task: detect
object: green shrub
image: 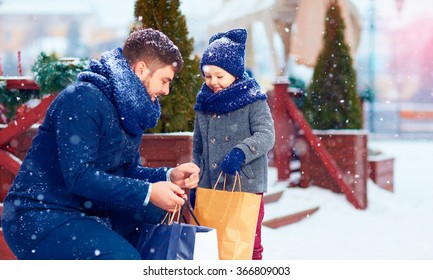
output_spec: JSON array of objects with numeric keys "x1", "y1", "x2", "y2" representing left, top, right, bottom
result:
[{"x1": 302, "y1": 0, "x2": 363, "y2": 130}]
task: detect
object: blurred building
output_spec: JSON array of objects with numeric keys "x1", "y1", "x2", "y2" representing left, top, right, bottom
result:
[
  {"x1": 0, "y1": 1, "x2": 125, "y2": 76},
  {"x1": 205, "y1": 0, "x2": 361, "y2": 89}
]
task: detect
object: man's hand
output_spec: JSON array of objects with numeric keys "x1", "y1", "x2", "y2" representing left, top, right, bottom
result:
[
  {"x1": 149, "y1": 181, "x2": 186, "y2": 212},
  {"x1": 170, "y1": 162, "x2": 200, "y2": 189}
]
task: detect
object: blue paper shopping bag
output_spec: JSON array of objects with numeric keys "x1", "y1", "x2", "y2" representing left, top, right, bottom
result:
[
  {"x1": 137, "y1": 221, "x2": 195, "y2": 260},
  {"x1": 137, "y1": 200, "x2": 218, "y2": 260}
]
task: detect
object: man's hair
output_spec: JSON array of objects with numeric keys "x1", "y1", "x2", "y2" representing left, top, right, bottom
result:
[{"x1": 123, "y1": 28, "x2": 184, "y2": 73}]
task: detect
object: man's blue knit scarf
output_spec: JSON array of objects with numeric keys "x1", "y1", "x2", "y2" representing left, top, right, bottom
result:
[
  {"x1": 77, "y1": 48, "x2": 160, "y2": 136},
  {"x1": 194, "y1": 73, "x2": 267, "y2": 114}
]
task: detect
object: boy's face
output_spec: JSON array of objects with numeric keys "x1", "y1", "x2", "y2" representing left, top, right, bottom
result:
[
  {"x1": 202, "y1": 65, "x2": 236, "y2": 93},
  {"x1": 135, "y1": 62, "x2": 175, "y2": 102}
]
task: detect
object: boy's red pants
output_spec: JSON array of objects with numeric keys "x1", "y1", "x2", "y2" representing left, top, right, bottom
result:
[{"x1": 253, "y1": 194, "x2": 265, "y2": 260}]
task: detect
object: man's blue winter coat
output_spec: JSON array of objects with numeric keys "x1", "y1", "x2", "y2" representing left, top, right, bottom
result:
[{"x1": 1, "y1": 49, "x2": 166, "y2": 259}]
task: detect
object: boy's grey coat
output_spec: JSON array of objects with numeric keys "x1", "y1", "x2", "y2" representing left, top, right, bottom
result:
[{"x1": 193, "y1": 99, "x2": 275, "y2": 193}]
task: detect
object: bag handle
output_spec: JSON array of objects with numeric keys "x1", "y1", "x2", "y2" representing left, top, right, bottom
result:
[
  {"x1": 160, "y1": 199, "x2": 201, "y2": 226},
  {"x1": 233, "y1": 171, "x2": 242, "y2": 192},
  {"x1": 160, "y1": 204, "x2": 182, "y2": 225},
  {"x1": 212, "y1": 171, "x2": 224, "y2": 190},
  {"x1": 212, "y1": 171, "x2": 242, "y2": 192},
  {"x1": 180, "y1": 198, "x2": 201, "y2": 226}
]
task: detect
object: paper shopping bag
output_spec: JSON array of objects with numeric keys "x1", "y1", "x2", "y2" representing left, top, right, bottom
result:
[
  {"x1": 137, "y1": 200, "x2": 218, "y2": 260},
  {"x1": 137, "y1": 220, "x2": 193, "y2": 260},
  {"x1": 193, "y1": 172, "x2": 261, "y2": 260},
  {"x1": 192, "y1": 224, "x2": 219, "y2": 260},
  {"x1": 183, "y1": 198, "x2": 219, "y2": 260}
]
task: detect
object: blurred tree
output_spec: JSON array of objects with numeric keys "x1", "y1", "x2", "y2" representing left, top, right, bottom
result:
[
  {"x1": 0, "y1": 52, "x2": 88, "y2": 119},
  {"x1": 134, "y1": 0, "x2": 202, "y2": 133},
  {"x1": 0, "y1": 81, "x2": 39, "y2": 119},
  {"x1": 302, "y1": 0, "x2": 362, "y2": 130},
  {"x1": 32, "y1": 52, "x2": 89, "y2": 94}
]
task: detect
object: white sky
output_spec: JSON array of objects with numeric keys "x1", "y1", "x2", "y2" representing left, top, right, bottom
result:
[{"x1": 3, "y1": 0, "x2": 433, "y2": 28}]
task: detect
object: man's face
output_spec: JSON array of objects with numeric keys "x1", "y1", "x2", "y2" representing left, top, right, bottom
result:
[{"x1": 136, "y1": 63, "x2": 175, "y2": 102}]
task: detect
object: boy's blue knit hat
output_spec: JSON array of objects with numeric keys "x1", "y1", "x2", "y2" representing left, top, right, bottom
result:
[{"x1": 200, "y1": 28, "x2": 247, "y2": 79}]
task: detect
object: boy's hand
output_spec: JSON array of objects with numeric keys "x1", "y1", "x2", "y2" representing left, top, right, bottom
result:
[{"x1": 221, "y1": 148, "x2": 245, "y2": 175}]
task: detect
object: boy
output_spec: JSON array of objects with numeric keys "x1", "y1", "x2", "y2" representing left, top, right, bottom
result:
[{"x1": 192, "y1": 28, "x2": 275, "y2": 260}]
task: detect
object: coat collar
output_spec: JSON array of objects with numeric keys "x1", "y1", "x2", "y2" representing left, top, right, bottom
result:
[
  {"x1": 194, "y1": 73, "x2": 266, "y2": 114},
  {"x1": 78, "y1": 48, "x2": 160, "y2": 136}
]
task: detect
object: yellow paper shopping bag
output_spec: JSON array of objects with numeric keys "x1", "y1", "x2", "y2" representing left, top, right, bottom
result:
[{"x1": 193, "y1": 172, "x2": 261, "y2": 260}]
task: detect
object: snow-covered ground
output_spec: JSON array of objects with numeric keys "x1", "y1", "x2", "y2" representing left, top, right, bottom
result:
[{"x1": 262, "y1": 137, "x2": 433, "y2": 260}]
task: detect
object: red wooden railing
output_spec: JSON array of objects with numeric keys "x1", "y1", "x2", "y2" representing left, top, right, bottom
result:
[
  {"x1": 0, "y1": 79, "x2": 56, "y2": 177},
  {"x1": 271, "y1": 79, "x2": 364, "y2": 209}
]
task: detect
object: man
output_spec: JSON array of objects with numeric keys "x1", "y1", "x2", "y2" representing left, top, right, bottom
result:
[{"x1": 1, "y1": 28, "x2": 200, "y2": 260}]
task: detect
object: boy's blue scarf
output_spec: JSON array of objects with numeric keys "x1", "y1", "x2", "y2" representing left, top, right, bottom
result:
[
  {"x1": 194, "y1": 73, "x2": 267, "y2": 114},
  {"x1": 77, "y1": 48, "x2": 160, "y2": 136}
]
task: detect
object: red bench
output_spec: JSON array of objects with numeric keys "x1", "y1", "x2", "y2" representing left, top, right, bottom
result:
[{"x1": 368, "y1": 156, "x2": 394, "y2": 192}]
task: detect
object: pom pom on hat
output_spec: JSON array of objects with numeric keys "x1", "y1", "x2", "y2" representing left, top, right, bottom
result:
[{"x1": 200, "y1": 28, "x2": 247, "y2": 79}]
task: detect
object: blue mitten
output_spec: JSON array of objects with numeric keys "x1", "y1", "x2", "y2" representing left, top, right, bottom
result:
[{"x1": 221, "y1": 148, "x2": 245, "y2": 175}]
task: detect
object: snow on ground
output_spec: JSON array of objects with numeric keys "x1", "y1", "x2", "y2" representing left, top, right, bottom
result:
[{"x1": 262, "y1": 138, "x2": 433, "y2": 260}]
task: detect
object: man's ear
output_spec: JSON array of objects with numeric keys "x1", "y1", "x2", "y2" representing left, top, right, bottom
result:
[{"x1": 133, "y1": 61, "x2": 150, "y2": 80}]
